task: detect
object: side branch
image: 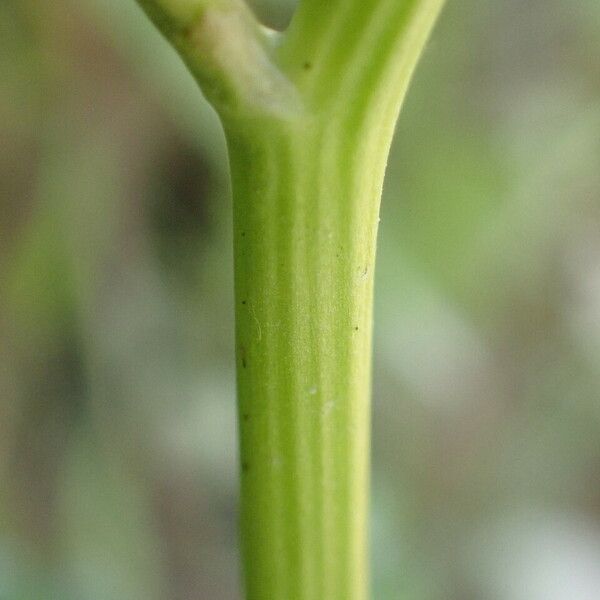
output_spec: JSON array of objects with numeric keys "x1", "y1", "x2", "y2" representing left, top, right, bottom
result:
[
  {"x1": 136, "y1": 0, "x2": 302, "y2": 118},
  {"x1": 281, "y1": 0, "x2": 446, "y2": 114}
]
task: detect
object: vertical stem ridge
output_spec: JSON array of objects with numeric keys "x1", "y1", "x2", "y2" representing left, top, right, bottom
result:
[{"x1": 290, "y1": 131, "x2": 319, "y2": 600}]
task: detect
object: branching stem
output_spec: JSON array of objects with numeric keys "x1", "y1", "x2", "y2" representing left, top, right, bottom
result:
[
  {"x1": 133, "y1": 1, "x2": 445, "y2": 598},
  {"x1": 136, "y1": 0, "x2": 299, "y2": 116}
]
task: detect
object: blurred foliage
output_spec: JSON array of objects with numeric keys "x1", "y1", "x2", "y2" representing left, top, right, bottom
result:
[{"x1": 1, "y1": 0, "x2": 600, "y2": 598}]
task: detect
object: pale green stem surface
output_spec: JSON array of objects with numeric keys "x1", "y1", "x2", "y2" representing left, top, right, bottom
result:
[{"x1": 133, "y1": 0, "x2": 445, "y2": 598}]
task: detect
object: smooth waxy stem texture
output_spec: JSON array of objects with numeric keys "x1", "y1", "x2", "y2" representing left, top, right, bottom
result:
[{"x1": 134, "y1": 1, "x2": 445, "y2": 598}]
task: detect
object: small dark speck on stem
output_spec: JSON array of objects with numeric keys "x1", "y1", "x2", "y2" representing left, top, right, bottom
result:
[
  {"x1": 243, "y1": 413, "x2": 250, "y2": 422},
  {"x1": 242, "y1": 462, "x2": 250, "y2": 473},
  {"x1": 303, "y1": 61, "x2": 312, "y2": 70},
  {"x1": 242, "y1": 300, "x2": 246, "y2": 305},
  {"x1": 242, "y1": 357, "x2": 247, "y2": 368},
  {"x1": 354, "y1": 326, "x2": 359, "y2": 331}
]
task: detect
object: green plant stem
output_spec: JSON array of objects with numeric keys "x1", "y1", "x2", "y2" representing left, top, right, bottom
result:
[
  {"x1": 228, "y1": 116, "x2": 380, "y2": 600},
  {"x1": 133, "y1": 0, "x2": 445, "y2": 598}
]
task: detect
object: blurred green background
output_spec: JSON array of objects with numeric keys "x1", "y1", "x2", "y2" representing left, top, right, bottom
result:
[{"x1": 2, "y1": 0, "x2": 600, "y2": 598}]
